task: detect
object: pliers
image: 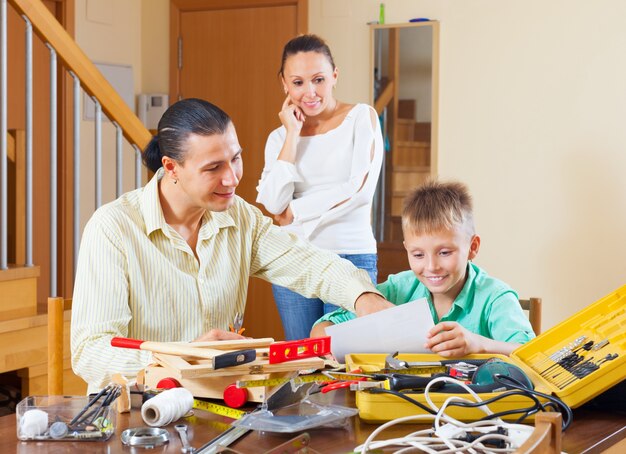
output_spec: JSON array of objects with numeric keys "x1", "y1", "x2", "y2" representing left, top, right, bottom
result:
[
  {"x1": 229, "y1": 312, "x2": 245, "y2": 335},
  {"x1": 317, "y1": 370, "x2": 367, "y2": 394}
]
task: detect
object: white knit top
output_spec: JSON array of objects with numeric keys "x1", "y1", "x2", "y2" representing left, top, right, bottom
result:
[{"x1": 256, "y1": 103, "x2": 384, "y2": 254}]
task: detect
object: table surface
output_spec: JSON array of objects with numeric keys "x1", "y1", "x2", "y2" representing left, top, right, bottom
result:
[{"x1": 3, "y1": 393, "x2": 625, "y2": 454}]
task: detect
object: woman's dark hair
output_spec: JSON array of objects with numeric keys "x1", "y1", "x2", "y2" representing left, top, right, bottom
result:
[
  {"x1": 142, "y1": 98, "x2": 231, "y2": 172},
  {"x1": 279, "y1": 34, "x2": 336, "y2": 77}
]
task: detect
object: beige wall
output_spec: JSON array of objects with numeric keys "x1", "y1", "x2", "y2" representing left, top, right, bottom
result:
[
  {"x1": 74, "y1": 0, "x2": 169, "y2": 229},
  {"x1": 311, "y1": 0, "x2": 626, "y2": 330},
  {"x1": 141, "y1": 0, "x2": 169, "y2": 94},
  {"x1": 75, "y1": 0, "x2": 626, "y2": 331},
  {"x1": 74, "y1": 0, "x2": 143, "y2": 227}
]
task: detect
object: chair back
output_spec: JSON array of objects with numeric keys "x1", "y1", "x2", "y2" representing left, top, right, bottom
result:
[
  {"x1": 519, "y1": 297, "x2": 542, "y2": 335},
  {"x1": 514, "y1": 412, "x2": 562, "y2": 453}
]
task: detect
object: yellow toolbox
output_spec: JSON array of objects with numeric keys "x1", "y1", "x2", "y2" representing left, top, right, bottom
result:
[{"x1": 346, "y1": 284, "x2": 626, "y2": 423}]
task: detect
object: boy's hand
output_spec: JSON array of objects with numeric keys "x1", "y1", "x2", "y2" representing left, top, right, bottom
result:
[
  {"x1": 310, "y1": 321, "x2": 334, "y2": 338},
  {"x1": 354, "y1": 293, "x2": 394, "y2": 317},
  {"x1": 424, "y1": 321, "x2": 482, "y2": 357}
]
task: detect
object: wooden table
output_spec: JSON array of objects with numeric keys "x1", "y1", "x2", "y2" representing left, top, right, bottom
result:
[{"x1": 1, "y1": 395, "x2": 624, "y2": 453}]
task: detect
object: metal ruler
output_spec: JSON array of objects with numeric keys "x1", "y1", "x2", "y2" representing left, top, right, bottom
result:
[{"x1": 193, "y1": 399, "x2": 246, "y2": 420}]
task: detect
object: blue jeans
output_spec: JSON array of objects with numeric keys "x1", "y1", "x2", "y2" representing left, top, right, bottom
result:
[{"x1": 272, "y1": 254, "x2": 378, "y2": 340}]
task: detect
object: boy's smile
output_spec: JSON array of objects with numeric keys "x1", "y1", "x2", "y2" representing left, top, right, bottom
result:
[{"x1": 404, "y1": 227, "x2": 480, "y2": 306}]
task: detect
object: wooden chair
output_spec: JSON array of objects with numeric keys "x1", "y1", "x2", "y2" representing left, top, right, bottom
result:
[
  {"x1": 515, "y1": 412, "x2": 562, "y2": 453},
  {"x1": 519, "y1": 297, "x2": 542, "y2": 335},
  {"x1": 47, "y1": 296, "x2": 67, "y2": 395}
]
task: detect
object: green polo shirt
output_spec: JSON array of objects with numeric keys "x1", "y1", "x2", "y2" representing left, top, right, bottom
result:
[{"x1": 316, "y1": 263, "x2": 535, "y2": 344}]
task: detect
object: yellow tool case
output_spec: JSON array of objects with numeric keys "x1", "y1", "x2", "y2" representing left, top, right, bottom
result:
[{"x1": 346, "y1": 284, "x2": 626, "y2": 423}]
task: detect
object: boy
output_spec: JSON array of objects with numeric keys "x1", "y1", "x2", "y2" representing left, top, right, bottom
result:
[{"x1": 311, "y1": 180, "x2": 535, "y2": 357}]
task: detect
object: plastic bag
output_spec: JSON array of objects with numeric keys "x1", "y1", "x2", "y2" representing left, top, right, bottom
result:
[{"x1": 232, "y1": 399, "x2": 358, "y2": 433}]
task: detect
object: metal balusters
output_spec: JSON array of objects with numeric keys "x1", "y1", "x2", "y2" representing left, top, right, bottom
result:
[
  {"x1": 0, "y1": 0, "x2": 7, "y2": 270},
  {"x1": 24, "y1": 16, "x2": 33, "y2": 266},
  {"x1": 71, "y1": 72, "x2": 80, "y2": 275},
  {"x1": 114, "y1": 122, "x2": 122, "y2": 197},
  {"x1": 94, "y1": 98, "x2": 102, "y2": 208},
  {"x1": 134, "y1": 144, "x2": 141, "y2": 189},
  {"x1": 47, "y1": 44, "x2": 58, "y2": 296}
]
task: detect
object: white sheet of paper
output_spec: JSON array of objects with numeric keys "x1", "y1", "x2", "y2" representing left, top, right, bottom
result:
[{"x1": 326, "y1": 298, "x2": 434, "y2": 363}]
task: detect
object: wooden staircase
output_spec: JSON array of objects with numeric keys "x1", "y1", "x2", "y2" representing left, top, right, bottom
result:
[
  {"x1": 1, "y1": 131, "x2": 86, "y2": 395},
  {"x1": 390, "y1": 100, "x2": 432, "y2": 220},
  {"x1": 0, "y1": 0, "x2": 150, "y2": 398},
  {"x1": 377, "y1": 99, "x2": 432, "y2": 282}
]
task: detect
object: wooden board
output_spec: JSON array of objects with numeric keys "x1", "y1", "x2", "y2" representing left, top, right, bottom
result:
[
  {"x1": 176, "y1": 338, "x2": 274, "y2": 350},
  {"x1": 153, "y1": 353, "x2": 324, "y2": 380}
]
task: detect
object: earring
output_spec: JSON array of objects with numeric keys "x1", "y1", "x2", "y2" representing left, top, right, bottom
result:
[{"x1": 173, "y1": 179, "x2": 178, "y2": 185}]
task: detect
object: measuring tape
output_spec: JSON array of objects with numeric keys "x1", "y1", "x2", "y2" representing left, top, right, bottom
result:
[
  {"x1": 236, "y1": 367, "x2": 448, "y2": 389},
  {"x1": 192, "y1": 399, "x2": 246, "y2": 420}
]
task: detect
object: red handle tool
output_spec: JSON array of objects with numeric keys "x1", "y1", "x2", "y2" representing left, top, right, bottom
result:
[{"x1": 111, "y1": 337, "x2": 256, "y2": 370}]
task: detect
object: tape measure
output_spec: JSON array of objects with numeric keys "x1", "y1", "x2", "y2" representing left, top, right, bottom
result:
[
  {"x1": 236, "y1": 373, "x2": 340, "y2": 389},
  {"x1": 236, "y1": 367, "x2": 448, "y2": 389},
  {"x1": 192, "y1": 399, "x2": 246, "y2": 420},
  {"x1": 375, "y1": 366, "x2": 448, "y2": 376}
]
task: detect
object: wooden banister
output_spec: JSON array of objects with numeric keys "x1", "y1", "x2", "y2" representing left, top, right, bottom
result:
[
  {"x1": 374, "y1": 79, "x2": 395, "y2": 116},
  {"x1": 9, "y1": 0, "x2": 151, "y2": 150},
  {"x1": 47, "y1": 296, "x2": 64, "y2": 395}
]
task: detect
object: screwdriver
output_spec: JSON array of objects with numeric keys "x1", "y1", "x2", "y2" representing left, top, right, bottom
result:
[{"x1": 350, "y1": 373, "x2": 447, "y2": 392}]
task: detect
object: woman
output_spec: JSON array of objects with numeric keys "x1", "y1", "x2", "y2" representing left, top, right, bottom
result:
[
  {"x1": 71, "y1": 98, "x2": 392, "y2": 392},
  {"x1": 256, "y1": 35, "x2": 384, "y2": 340}
]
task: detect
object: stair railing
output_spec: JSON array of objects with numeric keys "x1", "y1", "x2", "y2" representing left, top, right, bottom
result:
[{"x1": 0, "y1": 0, "x2": 151, "y2": 297}]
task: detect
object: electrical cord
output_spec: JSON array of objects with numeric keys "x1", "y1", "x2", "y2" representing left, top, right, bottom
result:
[
  {"x1": 493, "y1": 374, "x2": 573, "y2": 430},
  {"x1": 355, "y1": 375, "x2": 570, "y2": 453},
  {"x1": 367, "y1": 388, "x2": 438, "y2": 415}
]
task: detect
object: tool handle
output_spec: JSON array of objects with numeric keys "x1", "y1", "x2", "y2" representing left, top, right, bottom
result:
[
  {"x1": 213, "y1": 349, "x2": 257, "y2": 370},
  {"x1": 387, "y1": 374, "x2": 444, "y2": 391},
  {"x1": 111, "y1": 337, "x2": 144, "y2": 349},
  {"x1": 112, "y1": 337, "x2": 226, "y2": 360}
]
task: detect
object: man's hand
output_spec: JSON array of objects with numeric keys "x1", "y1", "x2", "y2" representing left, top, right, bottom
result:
[
  {"x1": 354, "y1": 292, "x2": 395, "y2": 317},
  {"x1": 193, "y1": 328, "x2": 246, "y2": 342}
]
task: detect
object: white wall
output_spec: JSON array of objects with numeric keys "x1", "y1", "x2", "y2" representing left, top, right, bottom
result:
[{"x1": 310, "y1": 0, "x2": 626, "y2": 330}]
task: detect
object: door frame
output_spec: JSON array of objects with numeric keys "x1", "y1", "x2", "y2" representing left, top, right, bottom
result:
[{"x1": 169, "y1": 0, "x2": 308, "y2": 102}]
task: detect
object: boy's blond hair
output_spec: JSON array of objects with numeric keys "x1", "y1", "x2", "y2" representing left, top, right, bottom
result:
[{"x1": 402, "y1": 180, "x2": 475, "y2": 236}]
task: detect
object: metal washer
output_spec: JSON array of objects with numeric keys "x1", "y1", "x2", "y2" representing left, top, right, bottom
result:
[{"x1": 121, "y1": 427, "x2": 169, "y2": 448}]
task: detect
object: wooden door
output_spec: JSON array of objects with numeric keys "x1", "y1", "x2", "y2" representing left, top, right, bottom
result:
[{"x1": 170, "y1": 0, "x2": 307, "y2": 340}]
